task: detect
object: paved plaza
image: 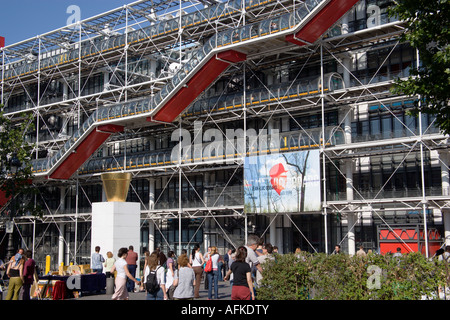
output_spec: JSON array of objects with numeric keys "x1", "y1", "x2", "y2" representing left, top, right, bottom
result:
[
  {"x1": 76, "y1": 279, "x2": 232, "y2": 301},
  {"x1": 1, "y1": 277, "x2": 232, "y2": 301}
]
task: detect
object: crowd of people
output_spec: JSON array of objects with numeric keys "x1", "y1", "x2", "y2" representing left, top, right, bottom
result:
[
  {"x1": 2, "y1": 241, "x2": 449, "y2": 300},
  {"x1": 0, "y1": 248, "x2": 36, "y2": 300},
  {"x1": 100, "y1": 234, "x2": 279, "y2": 300}
]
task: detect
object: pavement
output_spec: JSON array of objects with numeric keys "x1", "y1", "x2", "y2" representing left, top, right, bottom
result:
[
  {"x1": 1, "y1": 277, "x2": 232, "y2": 301},
  {"x1": 76, "y1": 278, "x2": 232, "y2": 300}
]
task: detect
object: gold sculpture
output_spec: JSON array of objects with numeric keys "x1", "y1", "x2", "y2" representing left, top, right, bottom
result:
[{"x1": 101, "y1": 172, "x2": 132, "y2": 202}]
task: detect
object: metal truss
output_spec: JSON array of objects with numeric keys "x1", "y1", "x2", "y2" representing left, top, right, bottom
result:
[{"x1": 2, "y1": 0, "x2": 449, "y2": 261}]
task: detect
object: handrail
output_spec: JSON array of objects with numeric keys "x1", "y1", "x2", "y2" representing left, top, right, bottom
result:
[
  {"x1": 76, "y1": 125, "x2": 341, "y2": 175},
  {"x1": 30, "y1": 0, "x2": 371, "y2": 178},
  {"x1": 2, "y1": 0, "x2": 288, "y2": 81}
]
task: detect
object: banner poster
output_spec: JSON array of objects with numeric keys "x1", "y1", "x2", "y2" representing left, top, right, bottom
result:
[{"x1": 244, "y1": 150, "x2": 321, "y2": 214}]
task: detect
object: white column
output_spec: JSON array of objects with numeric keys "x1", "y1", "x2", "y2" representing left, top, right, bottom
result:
[
  {"x1": 103, "y1": 71, "x2": 110, "y2": 91},
  {"x1": 91, "y1": 201, "x2": 140, "y2": 267},
  {"x1": 345, "y1": 159, "x2": 356, "y2": 255},
  {"x1": 58, "y1": 186, "x2": 66, "y2": 265},
  {"x1": 338, "y1": 106, "x2": 353, "y2": 145},
  {"x1": 340, "y1": 13, "x2": 351, "y2": 89},
  {"x1": 62, "y1": 81, "x2": 69, "y2": 101},
  {"x1": 58, "y1": 223, "x2": 65, "y2": 266},
  {"x1": 150, "y1": 59, "x2": 157, "y2": 80},
  {"x1": 439, "y1": 151, "x2": 449, "y2": 196},
  {"x1": 148, "y1": 221, "x2": 155, "y2": 253},
  {"x1": 204, "y1": 219, "x2": 210, "y2": 253},
  {"x1": 149, "y1": 178, "x2": 155, "y2": 210}
]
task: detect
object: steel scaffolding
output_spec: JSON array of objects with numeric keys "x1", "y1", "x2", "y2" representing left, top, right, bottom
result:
[{"x1": 1, "y1": 0, "x2": 449, "y2": 269}]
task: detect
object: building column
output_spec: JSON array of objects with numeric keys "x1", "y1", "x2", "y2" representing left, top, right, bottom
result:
[
  {"x1": 58, "y1": 223, "x2": 66, "y2": 266},
  {"x1": 148, "y1": 221, "x2": 155, "y2": 253},
  {"x1": 345, "y1": 159, "x2": 357, "y2": 255},
  {"x1": 103, "y1": 71, "x2": 110, "y2": 91},
  {"x1": 150, "y1": 59, "x2": 157, "y2": 80},
  {"x1": 439, "y1": 150, "x2": 449, "y2": 196},
  {"x1": 59, "y1": 186, "x2": 66, "y2": 213},
  {"x1": 340, "y1": 13, "x2": 351, "y2": 89},
  {"x1": 62, "y1": 81, "x2": 69, "y2": 101},
  {"x1": 58, "y1": 186, "x2": 66, "y2": 265},
  {"x1": 203, "y1": 172, "x2": 210, "y2": 207},
  {"x1": 204, "y1": 219, "x2": 210, "y2": 253},
  {"x1": 338, "y1": 105, "x2": 353, "y2": 145},
  {"x1": 149, "y1": 178, "x2": 155, "y2": 210}
]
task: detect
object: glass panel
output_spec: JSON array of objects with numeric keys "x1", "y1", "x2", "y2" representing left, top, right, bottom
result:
[
  {"x1": 305, "y1": 0, "x2": 319, "y2": 12},
  {"x1": 260, "y1": 20, "x2": 270, "y2": 36},
  {"x1": 269, "y1": 18, "x2": 280, "y2": 33}
]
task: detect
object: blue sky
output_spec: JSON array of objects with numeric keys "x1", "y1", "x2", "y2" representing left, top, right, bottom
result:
[{"x1": 0, "y1": 0, "x2": 133, "y2": 46}]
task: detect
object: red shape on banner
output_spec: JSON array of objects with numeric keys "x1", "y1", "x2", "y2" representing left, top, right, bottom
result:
[
  {"x1": 269, "y1": 163, "x2": 288, "y2": 195},
  {"x1": 0, "y1": 37, "x2": 5, "y2": 48}
]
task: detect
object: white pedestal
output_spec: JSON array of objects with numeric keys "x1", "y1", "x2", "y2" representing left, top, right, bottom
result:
[{"x1": 91, "y1": 202, "x2": 140, "y2": 277}]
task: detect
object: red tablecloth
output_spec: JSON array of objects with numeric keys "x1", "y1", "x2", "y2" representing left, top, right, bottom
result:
[{"x1": 52, "y1": 280, "x2": 66, "y2": 300}]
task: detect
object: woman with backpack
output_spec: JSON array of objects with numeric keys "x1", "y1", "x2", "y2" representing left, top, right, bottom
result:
[
  {"x1": 143, "y1": 252, "x2": 167, "y2": 300},
  {"x1": 110, "y1": 247, "x2": 140, "y2": 300}
]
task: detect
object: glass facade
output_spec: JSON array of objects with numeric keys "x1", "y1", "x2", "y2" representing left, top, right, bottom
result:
[{"x1": 1, "y1": 0, "x2": 448, "y2": 270}]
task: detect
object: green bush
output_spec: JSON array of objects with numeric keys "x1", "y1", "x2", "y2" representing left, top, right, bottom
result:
[{"x1": 256, "y1": 252, "x2": 448, "y2": 300}]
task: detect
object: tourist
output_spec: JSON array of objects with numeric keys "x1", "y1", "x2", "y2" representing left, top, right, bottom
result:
[
  {"x1": 332, "y1": 244, "x2": 341, "y2": 254},
  {"x1": 143, "y1": 253, "x2": 167, "y2": 300},
  {"x1": 356, "y1": 245, "x2": 367, "y2": 257},
  {"x1": 110, "y1": 247, "x2": 140, "y2": 300},
  {"x1": 5, "y1": 248, "x2": 25, "y2": 300},
  {"x1": 204, "y1": 246, "x2": 211, "y2": 290},
  {"x1": 173, "y1": 254, "x2": 195, "y2": 300},
  {"x1": 91, "y1": 246, "x2": 105, "y2": 273},
  {"x1": 125, "y1": 245, "x2": 138, "y2": 292},
  {"x1": 190, "y1": 244, "x2": 204, "y2": 298},
  {"x1": 224, "y1": 246, "x2": 255, "y2": 300},
  {"x1": 104, "y1": 251, "x2": 116, "y2": 278},
  {"x1": 166, "y1": 251, "x2": 176, "y2": 299},
  {"x1": 207, "y1": 246, "x2": 220, "y2": 300},
  {"x1": 256, "y1": 243, "x2": 274, "y2": 288},
  {"x1": 22, "y1": 250, "x2": 36, "y2": 300},
  {"x1": 392, "y1": 247, "x2": 402, "y2": 258},
  {"x1": 245, "y1": 235, "x2": 263, "y2": 274}
]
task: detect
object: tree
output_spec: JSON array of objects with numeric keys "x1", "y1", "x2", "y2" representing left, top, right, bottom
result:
[
  {"x1": 389, "y1": 0, "x2": 450, "y2": 134},
  {"x1": 0, "y1": 105, "x2": 41, "y2": 218}
]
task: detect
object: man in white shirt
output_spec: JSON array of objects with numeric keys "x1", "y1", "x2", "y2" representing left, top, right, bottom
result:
[
  {"x1": 256, "y1": 243, "x2": 274, "y2": 287},
  {"x1": 245, "y1": 235, "x2": 263, "y2": 274}
]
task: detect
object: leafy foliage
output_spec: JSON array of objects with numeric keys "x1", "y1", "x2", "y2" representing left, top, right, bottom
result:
[
  {"x1": 389, "y1": 0, "x2": 450, "y2": 134},
  {"x1": 0, "y1": 105, "x2": 41, "y2": 217},
  {"x1": 257, "y1": 252, "x2": 448, "y2": 300}
]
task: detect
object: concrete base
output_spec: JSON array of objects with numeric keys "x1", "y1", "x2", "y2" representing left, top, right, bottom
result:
[{"x1": 91, "y1": 202, "x2": 140, "y2": 276}]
